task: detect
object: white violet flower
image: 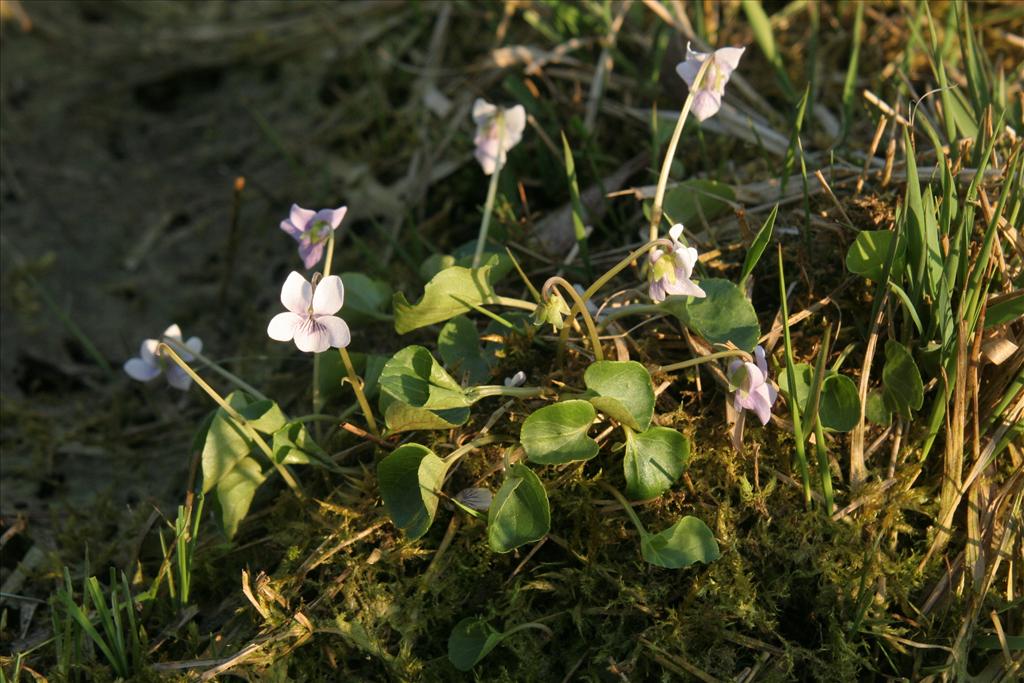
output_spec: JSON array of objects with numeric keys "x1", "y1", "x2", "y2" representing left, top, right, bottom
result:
[
  {"x1": 648, "y1": 224, "x2": 706, "y2": 303},
  {"x1": 675, "y1": 43, "x2": 745, "y2": 122},
  {"x1": 123, "y1": 324, "x2": 202, "y2": 391},
  {"x1": 472, "y1": 98, "x2": 526, "y2": 175},
  {"x1": 267, "y1": 272, "x2": 351, "y2": 353}
]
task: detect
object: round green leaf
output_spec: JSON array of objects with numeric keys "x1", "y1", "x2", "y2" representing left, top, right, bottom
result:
[
  {"x1": 521, "y1": 400, "x2": 598, "y2": 465},
  {"x1": 623, "y1": 426, "x2": 689, "y2": 500},
  {"x1": 584, "y1": 360, "x2": 655, "y2": 432},
  {"x1": 641, "y1": 516, "x2": 721, "y2": 569},
  {"x1": 819, "y1": 373, "x2": 860, "y2": 432},
  {"x1": 377, "y1": 444, "x2": 448, "y2": 540},
  {"x1": 662, "y1": 278, "x2": 761, "y2": 352},
  {"x1": 488, "y1": 464, "x2": 550, "y2": 553},
  {"x1": 380, "y1": 345, "x2": 469, "y2": 410},
  {"x1": 447, "y1": 617, "x2": 504, "y2": 671},
  {"x1": 845, "y1": 230, "x2": 905, "y2": 282},
  {"x1": 882, "y1": 340, "x2": 923, "y2": 419}
]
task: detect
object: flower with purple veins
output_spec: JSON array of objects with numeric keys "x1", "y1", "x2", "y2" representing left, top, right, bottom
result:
[
  {"x1": 472, "y1": 98, "x2": 526, "y2": 175},
  {"x1": 727, "y1": 346, "x2": 778, "y2": 427},
  {"x1": 648, "y1": 224, "x2": 706, "y2": 303},
  {"x1": 123, "y1": 324, "x2": 202, "y2": 391},
  {"x1": 675, "y1": 43, "x2": 745, "y2": 122},
  {"x1": 267, "y1": 272, "x2": 351, "y2": 353},
  {"x1": 280, "y1": 204, "x2": 347, "y2": 269}
]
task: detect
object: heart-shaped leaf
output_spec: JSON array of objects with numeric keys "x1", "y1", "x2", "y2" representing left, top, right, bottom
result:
[
  {"x1": 447, "y1": 617, "x2": 505, "y2": 671},
  {"x1": 213, "y1": 456, "x2": 265, "y2": 540},
  {"x1": 818, "y1": 373, "x2": 860, "y2": 433},
  {"x1": 488, "y1": 464, "x2": 550, "y2": 553},
  {"x1": 438, "y1": 316, "x2": 492, "y2": 385},
  {"x1": 584, "y1": 360, "x2": 655, "y2": 432},
  {"x1": 662, "y1": 179, "x2": 735, "y2": 226},
  {"x1": 394, "y1": 256, "x2": 507, "y2": 334},
  {"x1": 662, "y1": 278, "x2": 760, "y2": 352},
  {"x1": 882, "y1": 340, "x2": 923, "y2": 419},
  {"x1": 845, "y1": 230, "x2": 905, "y2": 282},
  {"x1": 377, "y1": 444, "x2": 448, "y2": 540},
  {"x1": 338, "y1": 271, "x2": 392, "y2": 323},
  {"x1": 380, "y1": 393, "x2": 470, "y2": 434},
  {"x1": 380, "y1": 346, "x2": 469, "y2": 410},
  {"x1": 521, "y1": 400, "x2": 598, "y2": 465},
  {"x1": 641, "y1": 516, "x2": 720, "y2": 569},
  {"x1": 623, "y1": 426, "x2": 689, "y2": 500}
]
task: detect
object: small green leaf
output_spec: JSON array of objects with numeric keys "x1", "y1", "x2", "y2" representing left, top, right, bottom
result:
[
  {"x1": 394, "y1": 256, "x2": 506, "y2": 334},
  {"x1": 641, "y1": 516, "x2": 720, "y2": 569},
  {"x1": 865, "y1": 390, "x2": 892, "y2": 426},
  {"x1": 777, "y1": 363, "x2": 813, "y2": 409},
  {"x1": 845, "y1": 230, "x2": 905, "y2": 282},
  {"x1": 380, "y1": 393, "x2": 470, "y2": 434},
  {"x1": 818, "y1": 373, "x2": 860, "y2": 433},
  {"x1": 488, "y1": 464, "x2": 550, "y2": 553},
  {"x1": 338, "y1": 271, "x2": 392, "y2": 322},
  {"x1": 447, "y1": 617, "x2": 505, "y2": 671},
  {"x1": 377, "y1": 444, "x2": 448, "y2": 540},
  {"x1": 623, "y1": 427, "x2": 689, "y2": 500},
  {"x1": 237, "y1": 399, "x2": 288, "y2": 434},
  {"x1": 521, "y1": 400, "x2": 598, "y2": 465},
  {"x1": 214, "y1": 456, "x2": 265, "y2": 540},
  {"x1": 882, "y1": 340, "x2": 924, "y2": 419},
  {"x1": 739, "y1": 203, "x2": 778, "y2": 287},
  {"x1": 584, "y1": 360, "x2": 655, "y2": 432},
  {"x1": 662, "y1": 179, "x2": 735, "y2": 227},
  {"x1": 272, "y1": 421, "x2": 328, "y2": 466},
  {"x1": 380, "y1": 346, "x2": 469, "y2": 410},
  {"x1": 662, "y1": 279, "x2": 761, "y2": 352},
  {"x1": 438, "y1": 316, "x2": 492, "y2": 385}
]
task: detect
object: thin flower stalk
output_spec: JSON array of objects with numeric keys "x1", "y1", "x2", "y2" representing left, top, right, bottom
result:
[
  {"x1": 339, "y1": 346, "x2": 379, "y2": 438},
  {"x1": 542, "y1": 276, "x2": 604, "y2": 362}
]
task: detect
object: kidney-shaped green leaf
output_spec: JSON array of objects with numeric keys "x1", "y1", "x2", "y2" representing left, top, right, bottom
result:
[
  {"x1": 380, "y1": 345, "x2": 469, "y2": 411},
  {"x1": 662, "y1": 278, "x2": 760, "y2": 352},
  {"x1": 845, "y1": 230, "x2": 905, "y2": 282},
  {"x1": 624, "y1": 426, "x2": 689, "y2": 500},
  {"x1": 584, "y1": 360, "x2": 655, "y2": 432},
  {"x1": 521, "y1": 400, "x2": 598, "y2": 465},
  {"x1": 882, "y1": 340, "x2": 923, "y2": 419},
  {"x1": 819, "y1": 373, "x2": 860, "y2": 433},
  {"x1": 488, "y1": 464, "x2": 550, "y2": 553},
  {"x1": 377, "y1": 443, "x2": 448, "y2": 540},
  {"x1": 641, "y1": 516, "x2": 721, "y2": 569},
  {"x1": 447, "y1": 617, "x2": 505, "y2": 671}
]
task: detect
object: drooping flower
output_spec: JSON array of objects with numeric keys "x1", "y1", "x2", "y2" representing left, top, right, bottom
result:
[
  {"x1": 267, "y1": 272, "x2": 351, "y2": 353},
  {"x1": 532, "y1": 290, "x2": 572, "y2": 331},
  {"x1": 648, "y1": 224, "x2": 706, "y2": 303},
  {"x1": 728, "y1": 346, "x2": 778, "y2": 427},
  {"x1": 675, "y1": 43, "x2": 745, "y2": 122},
  {"x1": 504, "y1": 371, "x2": 526, "y2": 387},
  {"x1": 472, "y1": 98, "x2": 526, "y2": 175},
  {"x1": 280, "y1": 204, "x2": 347, "y2": 270},
  {"x1": 454, "y1": 487, "x2": 493, "y2": 511},
  {"x1": 123, "y1": 324, "x2": 202, "y2": 391}
]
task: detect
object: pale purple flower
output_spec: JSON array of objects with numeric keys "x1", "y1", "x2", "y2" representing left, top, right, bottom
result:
[
  {"x1": 504, "y1": 371, "x2": 526, "y2": 387},
  {"x1": 454, "y1": 487, "x2": 492, "y2": 511},
  {"x1": 648, "y1": 224, "x2": 706, "y2": 303},
  {"x1": 280, "y1": 204, "x2": 347, "y2": 270},
  {"x1": 675, "y1": 43, "x2": 745, "y2": 122},
  {"x1": 472, "y1": 98, "x2": 526, "y2": 175},
  {"x1": 267, "y1": 272, "x2": 351, "y2": 353},
  {"x1": 123, "y1": 324, "x2": 202, "y2": 391},
  {"x1": 727, "y1": 346, "x2": 778, "y2": 426}
]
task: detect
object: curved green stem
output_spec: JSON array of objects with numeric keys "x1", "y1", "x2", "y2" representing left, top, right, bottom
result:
[
  {"x1": 598, "y1": 480, "x2": 648, "y2": 537},
  {"x1": 339, "y1": 346, "x2": 379, "y2": 438},
  {"x1": 595, "y1": 303, "x2": 663, "y2": 329},
  {"x1": 648, "y1": 57, "x2": 713, "y2": 243},
  {"x1": 443, "y1": 433, "x2": 514, "y2": 465},
  {"x1": 657, "y1": 349, "x2": 751, "y2": 374},
  {"x1": 466, "y1": 385, "x2": 549, "y2": 401},
  {"x1": 162, "y1": 338, "x2": 268, "y2": 401},
  {"x1": 158, "y1": 343, "x2": 304, "y2": 498},
  {"x1": 543, "y1": 276, "x2": 603, "y2": 361},
  {"x1": 472, "y1": 112, "x2": 506, "y2": 269},
  {"x1": 504, "y1": 622, "x2": 555, "y2": 639},
  {"x1": 494, "y1": 296, "x2": 539, "y2": 312}
]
